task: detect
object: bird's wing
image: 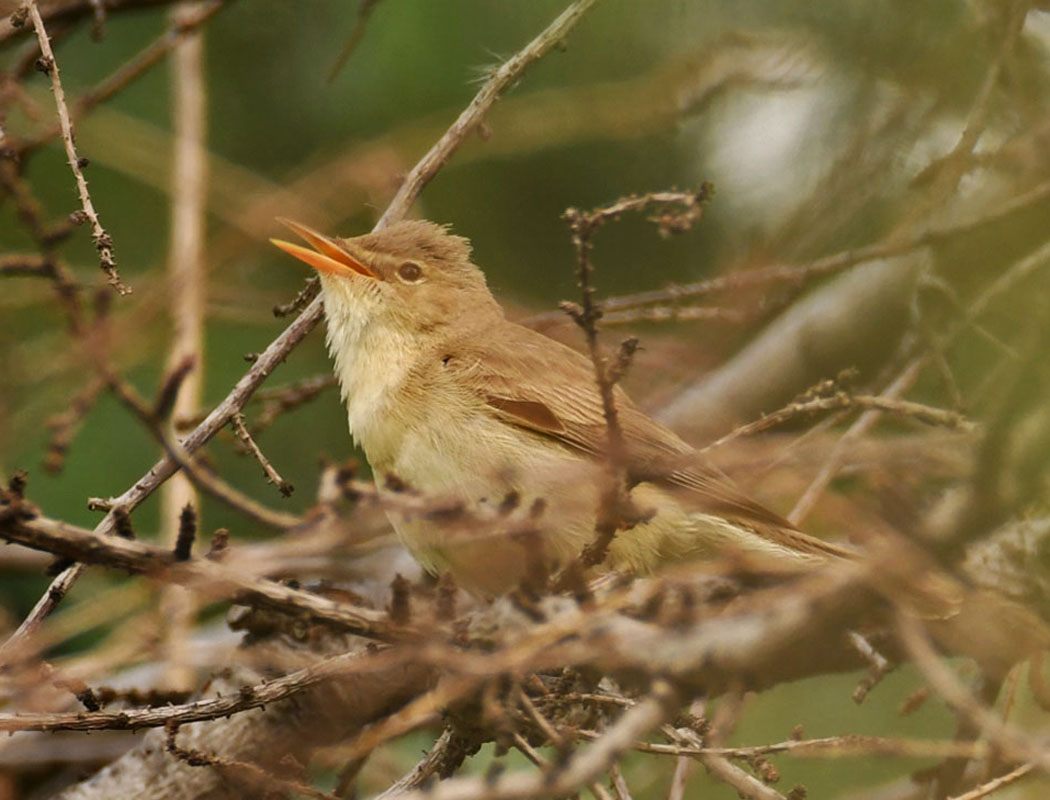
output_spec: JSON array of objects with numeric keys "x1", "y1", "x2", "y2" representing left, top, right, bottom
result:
[{"x1": 450, "y1": 321, "x2": 851, "y2": 560}]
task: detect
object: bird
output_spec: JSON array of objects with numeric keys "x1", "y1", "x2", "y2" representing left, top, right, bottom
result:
[{"x1": 269, "y1": 217, "x2": 857, "y2": 597}]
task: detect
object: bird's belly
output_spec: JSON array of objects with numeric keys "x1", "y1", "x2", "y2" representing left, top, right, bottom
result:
[
  {"x1": 366, "y1": 414, "x2": 591, "y2": 593},
  {"x1": 364, "y1": 412, "x2": 814, "y2": 595},
  {"x1": 363, "y1": 414, "x2": 716, "y2": 594}
]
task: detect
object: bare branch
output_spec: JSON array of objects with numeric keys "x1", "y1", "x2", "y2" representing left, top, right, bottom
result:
[
  {"x1": 0, "y1": 511, "x2": 406, "y2": 641},
  {"x1": 230, "y1": 412, "x2": 294, "y2": 497},
  {"x1": 0, "y1": 647, "x2": 384, "y2": 733},
  {"x1": 26, "y1": 0, "x2": 128, "y2": 294},
  {"x1": 379, "y1": 683, "x2": 677, "y2": 800}
]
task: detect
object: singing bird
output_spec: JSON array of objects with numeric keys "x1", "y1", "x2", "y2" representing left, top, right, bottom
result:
[{"x1": 271, "y1": 219, "x2": 852, "y2": 595}]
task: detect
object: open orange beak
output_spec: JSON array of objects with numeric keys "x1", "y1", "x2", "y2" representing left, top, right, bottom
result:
[{"x1": 270, "y1": 218, "x2": 376, "y2": 279}]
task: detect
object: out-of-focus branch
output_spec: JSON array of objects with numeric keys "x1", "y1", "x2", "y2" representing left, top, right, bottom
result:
[
  {"x1": 156, "y1": 0, "x2": 209, "y2": 692},
  {"x1": 655, "y1": 169, "x2": 1050, "y2": 440},
  {"x1": 896, "y1": 612, "x2": 1050, "y2": 773},
  {"x1": 789, "y1": 358, "x2": 923, "y2": 525},
  {"x1": 326, "y1": 0, "x2": 383, "y2": 82},
  {"x1": 0, "y1": 253, "x2": 52, "y2": 277}
]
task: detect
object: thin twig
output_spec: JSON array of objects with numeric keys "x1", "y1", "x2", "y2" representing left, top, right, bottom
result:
[
  {"x1": 103, "y1": 371, "x2": 302, "y2": 530},
  {"x1": 525, "y1": 178, "x2": 1050, "y2": 325},
  {"x1": 0, "y1": 562, "x2": 83, "y2": 667},
  {"x1": 560, "y1": 189, "x2": 709, "y2": 570},
  {"x1": 575, "y1": 731, "x2": 994, "y2": 762},
  {"x1": 0, "y1": 512, "x2": 406, "y2": 641},
  {"x1": 247, "y1": 373, "x2": 338, "y2": 434},
  {"x1": 849, "y1": 631, "x2": 895, "y2": 705},
  {"x1": 230, "y1": 412, "x2": 294, "y2": 497},
  {"x1": 26, "y1": 0, "x2": 128, "y2": 294},
  {"x1": 788, "y1": 358, "x2": 924, "y2": 525},
  {"x1": 699, "y1": 390, "x2": 975, "y2": 454}
]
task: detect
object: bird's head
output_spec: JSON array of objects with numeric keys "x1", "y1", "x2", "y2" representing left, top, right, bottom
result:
[{"x1": 271, "y1": 218, "x2": 499, "y2": 339}]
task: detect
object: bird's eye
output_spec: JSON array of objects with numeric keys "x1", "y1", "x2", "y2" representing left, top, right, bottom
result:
[{"x1": 396, "y1": 261, "x2": 423, "y2": 283}]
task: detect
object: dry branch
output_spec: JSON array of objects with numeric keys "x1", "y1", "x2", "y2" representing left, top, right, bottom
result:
[
  {"x1": 380, "y1": 683, "x2": 676, "y2": 800},
  {"x1": 0, "y1": 511, "x2": 405, "y2": 641},
  {"x1": 26, "y1": 0, "x2": 128, "y2": 293},
  {"x1": 53, "y1": 638, "x2": 431, "y2": 800},
  {"x1": 0, "y1": 647, "x2": 382, "y2": 733},
  {"x1": 230, "y1": 411, "x2": 294, "y2": 496}
]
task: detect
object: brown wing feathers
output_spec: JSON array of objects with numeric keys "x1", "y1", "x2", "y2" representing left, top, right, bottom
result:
[{"x1": 464, "y1": 321, "x2": 851, "y2": 560}]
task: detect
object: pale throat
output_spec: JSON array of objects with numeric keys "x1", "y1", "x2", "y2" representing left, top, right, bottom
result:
[{"x1": 323, "y1": 296, "x2": 414, "y2": 451}]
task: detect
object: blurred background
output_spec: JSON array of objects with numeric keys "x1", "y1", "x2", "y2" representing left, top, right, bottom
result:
[{"x1": 3, "y1": 0, "x2": 1050, "y2": 797}]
